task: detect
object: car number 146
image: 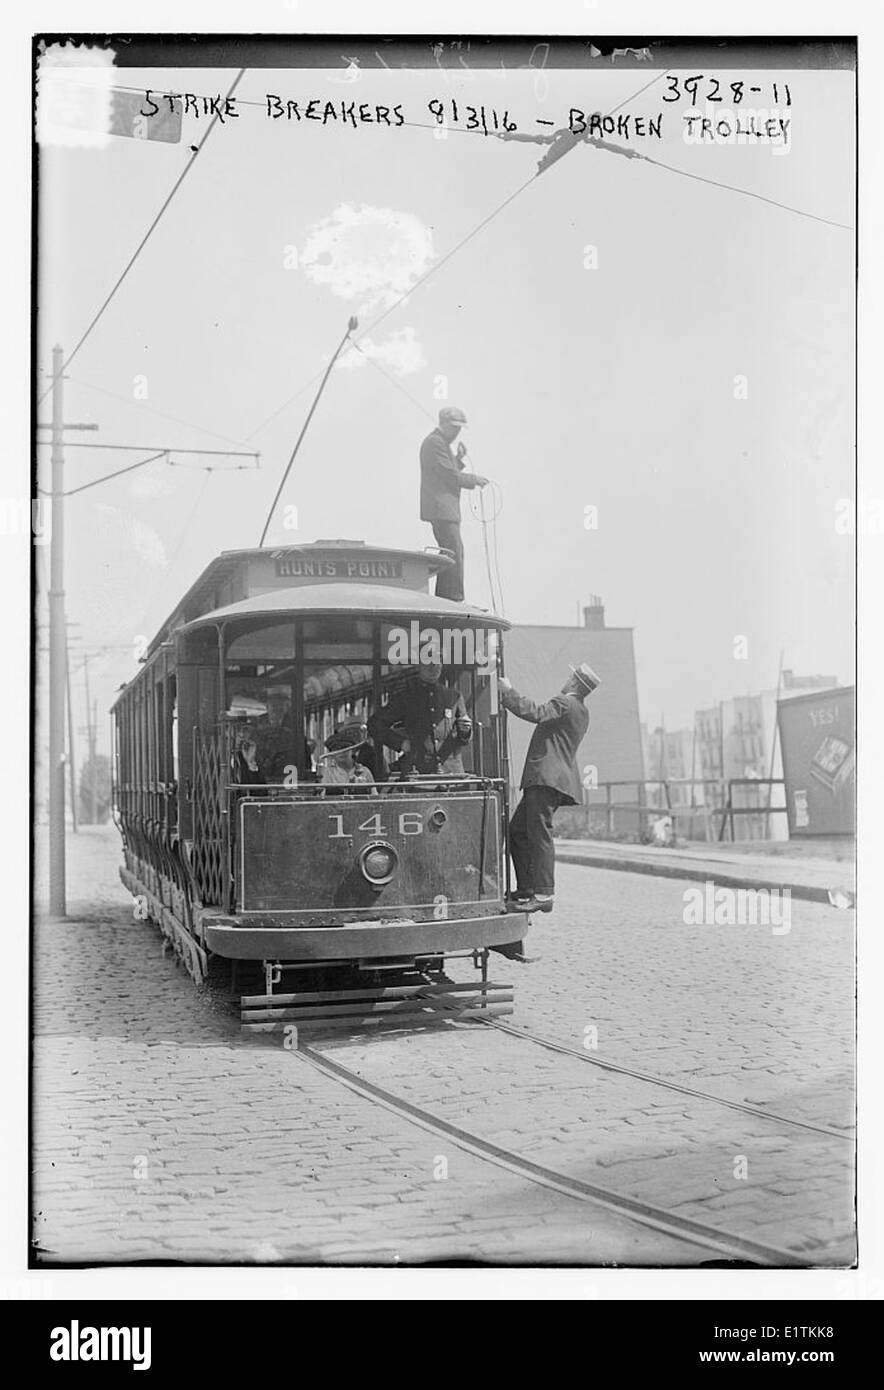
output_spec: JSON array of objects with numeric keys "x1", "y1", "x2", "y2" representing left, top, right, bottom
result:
[{"x1": 328, "y1": 812, "x2": 423, "y2": 838}]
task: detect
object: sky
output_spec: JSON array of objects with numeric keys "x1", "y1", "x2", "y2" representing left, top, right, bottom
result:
[{"x1": 36, "y1": 53, "x2": 856, "y2": 756}]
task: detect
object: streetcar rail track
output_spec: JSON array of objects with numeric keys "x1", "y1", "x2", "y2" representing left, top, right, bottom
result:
[
  {"x1": 398, "y1": 981, "x2": 852, "y2": 1142},
  {"x1": 481, "y1": 1017, "x2": 853, "y2": 1143},
  {"x1": 295, "y1": 1040, "x2": 829, "y2": 1268},
  {"x1": 252, "y1": 973, "x2": 853, "y2": 1143}
]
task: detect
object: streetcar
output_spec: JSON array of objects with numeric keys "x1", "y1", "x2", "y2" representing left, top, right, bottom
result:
[{"x1": 111, "y1": 539, "x2": 523, "y2": 1030}]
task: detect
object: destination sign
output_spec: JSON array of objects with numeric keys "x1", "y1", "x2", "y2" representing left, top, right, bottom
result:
[{"x1": 274, "y1": 555, "x2": 404, "y2": 580}]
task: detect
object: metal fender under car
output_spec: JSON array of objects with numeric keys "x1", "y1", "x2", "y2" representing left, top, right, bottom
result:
[{"x1": 202, "y1": 912, "x2": 522, "y2": 960}]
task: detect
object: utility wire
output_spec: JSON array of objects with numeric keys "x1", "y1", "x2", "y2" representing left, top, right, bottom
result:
[
  {"x1": 242, "y1": 172, "x2": 537, "y2": 444},
  {"x1": 38, "y1": 67, "x2": 247, "y2": 405},
  {"x1": 359, "y1": 173, "x2": 539, "y2": 345},
  {"x1": 126, "y1": 469, "x2": 213, "y2": 652},
  {"x1": 63, "y1": 450, "x2": 168, "y2": 497},
  {"x1": 251, "y1": 69, "x2": 753, "y2": 615},
  {"x1": 638, "y1": 152, "x2": 853, "y2": 232},
  {"x1": 244, "y1": 71, "x2": 672, "y2": 444},
  {"x1": 35, "y1": 440, "x2": 258, "y2": 457},
  {"x1": 167, "y1": 458, "x2": 258, "y2": 471},
  {"x1": 243, "y1": 58, "x2": 849, "y2": 547},
  {"x1": 38, "y1": 446, "x2": 256, "y2": 497},
  {"x1": 67, "y1": 374, "x2": 247, "y2": 448}
]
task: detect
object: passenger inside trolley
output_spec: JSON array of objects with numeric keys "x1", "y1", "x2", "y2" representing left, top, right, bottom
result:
[
  {"x1": 318, "y1": 719, "x2": 376, "y2": 790},
  {"x1": 367, "y1": 660, "x2": 472, "y2": 777},
  {"x1": 223, "y1": 613, "x2": 493, "y2": 793},
  {"x1": 234, "y1": 737, "x2": 264, "y2": 786}
]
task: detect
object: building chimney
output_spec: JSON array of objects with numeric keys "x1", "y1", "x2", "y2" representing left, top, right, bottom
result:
[{"x1": 583, "y1": 595, "x2": 605, "y2": 630}]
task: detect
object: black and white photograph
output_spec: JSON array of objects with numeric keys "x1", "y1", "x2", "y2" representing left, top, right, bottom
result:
[{"x1": 11, "y1": 6, "x2": 878, "y2": 1317}]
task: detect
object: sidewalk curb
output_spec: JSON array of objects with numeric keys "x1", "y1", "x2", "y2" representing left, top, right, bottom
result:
[{"x1": 555, "y1": 850, "x2": 844, "y2": 905}]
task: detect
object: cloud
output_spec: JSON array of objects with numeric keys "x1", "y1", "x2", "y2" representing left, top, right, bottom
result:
[
  {"x1": 337, "y1": 328, "x2": 426, "y2": 377},
  {"x1": 300, "y1": 203, "x2": 434, "y2": 314},
  {"x1": 94, "y1": 503, "x2": 168, "y2": 568}
]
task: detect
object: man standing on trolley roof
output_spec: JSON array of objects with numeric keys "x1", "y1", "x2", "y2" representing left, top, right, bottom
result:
[
  {"x1": 420, "y1": 405, "x2": 488, "y2": 602},
  {"x1": 495, "y1": 662, "x2": 601, "y2": 955}
]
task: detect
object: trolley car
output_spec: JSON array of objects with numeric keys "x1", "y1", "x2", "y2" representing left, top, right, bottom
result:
[{"x1": 111, "y1": 540, "x2": 524, "y2": 1030}]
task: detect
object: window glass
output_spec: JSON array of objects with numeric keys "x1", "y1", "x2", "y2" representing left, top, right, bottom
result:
[
  {"x1": 227, "y1": 622, "x2": 295, "y2": 662},
  {"x1": 221, "y1": 615, "x2": 500, "y2": 786},
  {"x1": 305, "y1": 663, "x2": 373, "y2": 781},
  {"x1": 303, "y1": 617, "x2": 373, "y2": 663}
]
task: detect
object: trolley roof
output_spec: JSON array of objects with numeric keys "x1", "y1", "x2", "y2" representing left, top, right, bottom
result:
[
  {"x1": 179, "y1": 582, "x2": 509, "y2": 632},
  {"x1": 145, "y1": 540, "x2": 457, "y2": 657}
]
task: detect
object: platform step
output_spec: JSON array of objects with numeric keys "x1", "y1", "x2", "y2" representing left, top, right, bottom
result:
[
  {"x1": 241, "y1": 1003, "x2": 515, "y2": 1035},
  {"x1": 240, "y1": 981, "x2": 513, "y2": 1034}
]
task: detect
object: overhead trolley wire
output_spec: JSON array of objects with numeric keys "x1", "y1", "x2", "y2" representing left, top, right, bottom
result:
[
  {"x1": 634, "y1": 152, "x2": 853, "y2": 232},
  {"x1": 332, "y1": 74, "x2": 674, "y2": 367},
  {"x1": 241, "y1": 170, "x2": 538, "y2": 445},
  {"x1": 35, "y1": 441, "x2": 258, "y2": 456},
  {"x1": 245, "y1": 74, "x2": 673, "y2": 447},
  {"x1": 38, "y1": 67, "x2": 247, "y2": 405},
  {"x1": 67, "y1": 374, "x2": 248, "y2": 449},
  {"x1": 36, "y1": 445, "x2": 259, "y2": 497}
]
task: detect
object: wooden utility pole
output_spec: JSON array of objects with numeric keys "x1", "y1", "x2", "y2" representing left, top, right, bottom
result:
[
  {"x1": 65, "y1": 637, "x2": 78, "y2": 835},
  {"x1": 39, "y1": 362, "x2": 256, "y2": 896},
  {"x1": 48, "y1": 346, "x2": 66, "y2": 915},
  {"x1": 44, "y1": 351, "x2": 98, "y2": 908},
  {"x1": 82, "y1": 654, "x2": 97, "y2": 824}
]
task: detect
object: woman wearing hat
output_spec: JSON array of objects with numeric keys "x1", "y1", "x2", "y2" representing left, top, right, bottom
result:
[{"x1": 318, "y1": 719, "x2": 376, "y2": 791}]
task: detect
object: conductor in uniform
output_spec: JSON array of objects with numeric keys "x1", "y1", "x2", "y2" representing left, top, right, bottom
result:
[
  {"x1": 499, "y1": 662, "x2": 601, "y2": 924},
  {"x1": 368, "y1": 662, "x2": 473, "y2": 776},
  {"x1": 420, "y1": 406, "x2": 488, "y2": 602}
]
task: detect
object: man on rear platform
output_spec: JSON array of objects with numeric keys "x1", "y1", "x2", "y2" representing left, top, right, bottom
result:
[{"x1": 494, "y1": 663, "x2": 601, "y2": 959}]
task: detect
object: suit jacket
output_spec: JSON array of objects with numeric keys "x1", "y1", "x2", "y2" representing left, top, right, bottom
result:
[
  {"x1": 254, "y1": 717, "x2": 296, "y2": 783},
  {"x1": 420, "y1": 429, "x2": 475, "y2": 523},
  {"x1": 369, "y1": 680, "x2": 472, "y2": 775},
  {"x1": 502, "y1": 684, "x2": 589, "y2": 805}
]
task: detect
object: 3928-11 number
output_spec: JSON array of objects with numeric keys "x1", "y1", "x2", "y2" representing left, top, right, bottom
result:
[{"x1": 328, "y1": 812, "x2": 424, "y2": 838}]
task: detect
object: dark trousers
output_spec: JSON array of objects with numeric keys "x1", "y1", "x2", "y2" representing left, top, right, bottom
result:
[
  {"x1": 431, "y1": 520, "x2": 465, "y2": 602},
  {"x1": 508, "y1": 787, "x2": 567, "y2": 897}
]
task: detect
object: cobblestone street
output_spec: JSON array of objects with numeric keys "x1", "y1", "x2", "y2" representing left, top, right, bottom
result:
[{"x1": 32, "y1": 825, "x2": 854, "y2": 1266}]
